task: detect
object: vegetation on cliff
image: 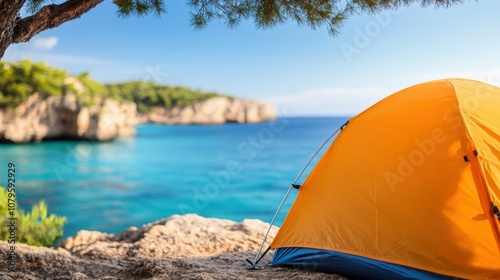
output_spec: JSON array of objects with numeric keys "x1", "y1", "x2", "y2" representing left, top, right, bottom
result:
[
  {"x1": 105, "y1": 81, "x2": 223, "y2": 112},
  {"x1": 0, "y1": 60, "x2": 67, "y2": 108},
  {"x1": 0, "y1": 60, "x2": 227, "y2": 112}
]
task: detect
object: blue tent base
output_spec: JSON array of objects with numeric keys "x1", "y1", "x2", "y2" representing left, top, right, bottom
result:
[{"x1": 271, "y1": 247, "x2": 460, "y2": 280}]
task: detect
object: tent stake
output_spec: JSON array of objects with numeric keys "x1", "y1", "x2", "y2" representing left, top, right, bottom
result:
[{"x1": 248, "y1": 121, "x2": 348, "y2": 269}]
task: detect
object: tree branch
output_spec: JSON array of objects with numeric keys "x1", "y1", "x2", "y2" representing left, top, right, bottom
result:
[
  {"x1": 0, "y1": 0, "x2": 26, "y2": 58},
  {"x1": 12, "y1": 0, "x2": 104, "y2": 43},
  {"x1": 0, "y1": 0, "x2": 26, "y2": 29}
]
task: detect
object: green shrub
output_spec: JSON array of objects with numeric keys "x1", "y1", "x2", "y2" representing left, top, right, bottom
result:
[
  {"x1": 0, "y1": 60, "x2": 67, "y2": 107},
  {"x1": 0, "y1": 186, "x2": 67, "y2": 247},
  {"x1": 105, "y1": 81, "x2": 225, "y2": 112}
]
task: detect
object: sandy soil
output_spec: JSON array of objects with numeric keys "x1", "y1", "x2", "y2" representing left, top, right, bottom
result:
[{"x1": 0, "y1": 214, "x2": 345, "y2": 280}]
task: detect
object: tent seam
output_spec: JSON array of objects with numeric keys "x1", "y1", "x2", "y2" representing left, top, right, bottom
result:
[{"x1": 448, "y1": 79, "x2": 500, "y2": 254}]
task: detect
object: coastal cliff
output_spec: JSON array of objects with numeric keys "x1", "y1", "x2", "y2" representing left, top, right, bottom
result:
[
  {"x1": 0, "y1": 94, "x2": 277, "y2": 143},
  {"x1": 0, "y1": 61, "x2": 277, "y2": 143},
  {"x1": 137, "y1": 96, "x2": 276, "y2": 124},
  {"x1": 0, "y1": 93, "x2": 137, "y2": 143}
]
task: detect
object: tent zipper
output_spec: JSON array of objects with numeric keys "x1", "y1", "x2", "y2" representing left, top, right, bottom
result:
[{"x1": 467, "y1": 145, "x2": 500, "y2": 253}]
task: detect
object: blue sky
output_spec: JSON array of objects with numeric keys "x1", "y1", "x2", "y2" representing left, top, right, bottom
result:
[{"x1": 4, "y1": 0, "x2": 500, "y2": 116}]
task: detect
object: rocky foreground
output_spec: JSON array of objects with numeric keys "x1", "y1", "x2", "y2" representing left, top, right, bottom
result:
[{"x1": 0, "y1": 214, "x2": 344, "y2": 280}]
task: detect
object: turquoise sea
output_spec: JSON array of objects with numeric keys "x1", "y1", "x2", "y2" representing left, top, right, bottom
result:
[{"x1": 0, "y1": 117, "x2": 349, "y2": 238}]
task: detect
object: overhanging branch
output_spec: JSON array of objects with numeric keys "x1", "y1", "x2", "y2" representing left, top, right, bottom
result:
[
  {"x1": 12, "y1": 0, "x2": 104, "y2": 43},
  {"x1": 0, "y1": 0, "x2": 26, "y2": 29}
]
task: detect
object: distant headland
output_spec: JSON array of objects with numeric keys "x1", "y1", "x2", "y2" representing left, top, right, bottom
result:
[{"x1": 0, "y1": 60, "x2": 276, "y2": 143}]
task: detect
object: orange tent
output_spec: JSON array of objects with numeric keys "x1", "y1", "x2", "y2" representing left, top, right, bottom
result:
[{"x1": 262, "y1": 79, "x2": 500, "y2": 279}]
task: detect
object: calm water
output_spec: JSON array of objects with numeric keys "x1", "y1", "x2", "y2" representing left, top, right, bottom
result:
[{"x1": 0, "y1": 117, "x2": 348, "y2": 238}]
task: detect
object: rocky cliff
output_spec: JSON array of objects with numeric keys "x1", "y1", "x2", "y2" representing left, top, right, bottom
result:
[
  {"x1": 137, "y1": 96, "x2": 276, "y2": 124},
  {"x1": 0, "y1": 93, "x2": 137, "y2": 143},
  {"x1": 0, "y1": 94, "x2": 276, "y2": 143}
]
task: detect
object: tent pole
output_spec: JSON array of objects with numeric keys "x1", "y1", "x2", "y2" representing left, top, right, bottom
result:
[
  {"x1": 248, "y1": 121, "x2": 348, "y2": 269},
  {"x1": 249, "y1": 184, "x2": 294, "y2": 268},
  {"x1": 290, "y1": 122, "x2": 346, "y2": 186}
]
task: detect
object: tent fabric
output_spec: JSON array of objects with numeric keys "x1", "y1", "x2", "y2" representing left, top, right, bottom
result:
[
  {"x1": 270, "y1": 79, "x2": 500, "y2": 279},
  {"x1": 272, "y1": 247, "x2": 457, "y2": 280}
]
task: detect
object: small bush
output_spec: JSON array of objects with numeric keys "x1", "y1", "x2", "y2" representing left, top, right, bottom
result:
[{"x1": 0, "y1": 186, "x2": 67, "y2": 247}]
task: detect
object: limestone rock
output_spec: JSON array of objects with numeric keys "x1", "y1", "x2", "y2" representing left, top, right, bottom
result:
[
  {"x1": 0, "y1": 214, "x2": 343, "y2": 279},
  {"x1": 58, "y1": 230, "x2": 111, "y2": 250},
  {"x1": 57, "y1": 214, "x2": 278, "y2": 259},
  {"x1": 139, "y1": 97, "x2": 276, "y2": 124},
  {"x1": 0, "y1": 93, "x2": 275, "y2": 143},
  {"x1": 0, "y1": 93, "x2": 137, "y2": 143}
]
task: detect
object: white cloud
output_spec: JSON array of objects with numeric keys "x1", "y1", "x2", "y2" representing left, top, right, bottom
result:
[
  {"x1": 265, "y1": 87, "x2": 392, "y2": 117},
  {"x1": 32, "y1": 36, "x2": 58, "y2": 50}
]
